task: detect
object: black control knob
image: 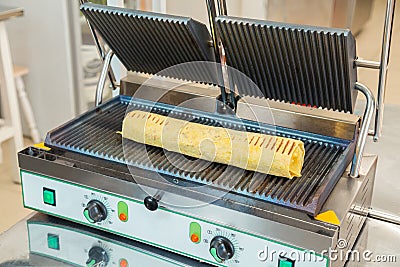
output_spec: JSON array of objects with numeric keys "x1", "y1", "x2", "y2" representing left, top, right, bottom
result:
[
  {"x1": 209, "y1": 236, "x2": 235, "y2": 263},
  {"x1": 144, "y1": 196, "x2": 159, "y2": 211},
  {"x1": 86, "y1": 246, "x2": 109, "y2": 267},
  {"x1": 83, "y1": 200, "x2": 108, "y2": 223}
]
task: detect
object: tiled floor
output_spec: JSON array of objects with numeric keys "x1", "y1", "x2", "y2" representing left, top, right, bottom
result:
[{"x1": 0, "y1": 0, "x2": 399, "y2": 233}]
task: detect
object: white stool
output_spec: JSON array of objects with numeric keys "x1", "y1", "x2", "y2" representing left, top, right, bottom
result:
[
  {"x1": 13, "y1": 65, "x2": 40, "y2": 144},
  {"x1": 0, "y1": 6, "x2": 24, "y2": 183}
]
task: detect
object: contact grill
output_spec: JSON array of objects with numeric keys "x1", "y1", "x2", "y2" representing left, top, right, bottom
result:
[
  {"x1": 41, "y1": 3, "x2": 362, "y2": 215},
  {"x1": 18, "y1": 3, "x2": 378, "y2": 267}
]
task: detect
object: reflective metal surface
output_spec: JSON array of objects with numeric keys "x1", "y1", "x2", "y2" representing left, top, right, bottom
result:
[
  {"x1": 369, "y1": 209, "x2": 400, "y2": 225},
  {"x1": 354, "y1": 59, "x2": 380, "y2": 70},
  {"x1": 0, "y1": 213, "x2": 210, "y2": 266},
  {"x1": 1, "y1": 213, "x2": 397, "y2": 267},
  {"x1": 95, "y1": 50, "x2": 114, "y2": 107},
  {"x1": 120, "y1": 73, "x2": 220, "y2": 113},
  {"x1": 206, "y1": 0, "x2": 228, "y2": 105},
  {"x1": 237, "y1": 96, "x2": 360, "y2": 140},
  {"x1": 121, "y1": 75, "x2": 361, "y2": 140},
  {"x1": 363, "y1": 103, "x2": 400, "y2": 217},
  {"x1": 216, "y1": 0, "x2": 227, "y2": 15},
  {"x1": 347, "y1": 218, "x2": 400, "y2": 266}
]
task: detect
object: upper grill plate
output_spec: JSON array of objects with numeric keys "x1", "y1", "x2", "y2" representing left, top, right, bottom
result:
[
  {"x1": 216, "y1": 16, "x2": 358, "y2": 113},
  {"x1": 81, "y1": 3, "x2": 216, "y2": 82}
]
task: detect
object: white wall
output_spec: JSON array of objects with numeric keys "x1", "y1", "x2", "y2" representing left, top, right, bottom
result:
[{"x1": 3, "y1": 0, "x2": 81, "y2": 139}]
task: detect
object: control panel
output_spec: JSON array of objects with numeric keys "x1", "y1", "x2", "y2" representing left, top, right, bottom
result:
[{"x1": 22, "y1": 171, "x2": 329, "y2": 267}]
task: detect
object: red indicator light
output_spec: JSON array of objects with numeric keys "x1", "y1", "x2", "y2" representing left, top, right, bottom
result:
[
  {"x1": 191, "y1": 234, "x2": 199, "y2": 243},
  {"x1": 119, "y1": 213, "x2": 127, "y2": 222},
  {"x1": 119, "y1": 258, "x2": 128, "y2": 267}
]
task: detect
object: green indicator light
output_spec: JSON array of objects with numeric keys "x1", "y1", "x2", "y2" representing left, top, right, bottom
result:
[
  {"x1": 43, "y1": 188, "x2": 56, "y2": 206},
  {"x1": 189, "y1": 222, "x2": 201, "y2": 244},
  {"x1": 118, "y1": 201, "x2": 129, "y2": 222},
  {"x1": 210, "y1": 247, "x2": 222, "y2": 263},
  {"x1": 83, "y1": 209, "x2": 94, "y2": 223},
  {"x1": 47, "y1": 234, "x2": 60, "y2": 250},
  {"x1": 279, "y1": 258, "x2": 295, "y2": 267},
  {"x1": 86, "y1": 259, "x2": 96, "y2": 267}
]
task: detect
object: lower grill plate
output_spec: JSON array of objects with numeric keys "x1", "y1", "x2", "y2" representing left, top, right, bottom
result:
[{"x1": 45, "y1": 96, "x2": 355, "y2": 215}]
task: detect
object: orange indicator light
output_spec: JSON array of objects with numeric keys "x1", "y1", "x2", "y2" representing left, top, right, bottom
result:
[
  {"x1": 191, "y1": 234, "x2": 200, "y2": 243},
  {"x1": 119, "y1": 258, "x2": 128, "y2": 267},
  {"x1": 119, "y1": 213, "x2": 127, "y2": 222}
]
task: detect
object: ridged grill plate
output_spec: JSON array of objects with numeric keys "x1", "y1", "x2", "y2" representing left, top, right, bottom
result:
[
  {"x1": 45, "y1": 96, "x2": 355, "y2": 215},
  {"x1": 216, "y1": 16, "x2": 358, "y2": 112},
  {"x1": 81, "y1": 3, "x2": 216, "y2": 82}
]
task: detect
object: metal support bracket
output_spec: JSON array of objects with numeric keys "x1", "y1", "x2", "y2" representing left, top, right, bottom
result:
[
  {"x1": 206, "y1": 0, "x2": 237, "y2": 111},
  {"x1": 206, "y1": 0, "x2": 227, "y2": 104},
  {"x1": 95, "y1": 50, "x2": 114, "y2": 107},
  {"x1": 350, "y1": 83, "x2": 375, "y2": 178}
]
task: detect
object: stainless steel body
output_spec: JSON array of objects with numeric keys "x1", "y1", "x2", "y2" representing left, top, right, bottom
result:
[
  {"x1": 17, "y1": 79, "x2": 376, "y2": 267},
  {"x1": 18, "y1": 141, "x2": 376, "y2": 267}
]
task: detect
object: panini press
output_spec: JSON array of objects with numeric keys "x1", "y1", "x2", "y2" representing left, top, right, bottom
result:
[{"x1": 18, "y1": 1, "x2": 392, "y2": 266}]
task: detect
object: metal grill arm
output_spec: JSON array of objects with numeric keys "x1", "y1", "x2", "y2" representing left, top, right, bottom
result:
[{"x1": 350, "y1": 83, "x2": 375, "y2": 178}]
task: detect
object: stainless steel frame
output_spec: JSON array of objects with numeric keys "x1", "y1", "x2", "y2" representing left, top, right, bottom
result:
[
  {"x1": 368, "y1": 209, "x2": 400, "y2": 225},
  {"x1": 217, "y1": 0, "x2": 227, "y2": 15},
  {"x1": 374, "y1": 0, "x2": 396, "y2": 141},
  {"x1": 355, "y1": 0, "x2": 397, "y2": 141}
]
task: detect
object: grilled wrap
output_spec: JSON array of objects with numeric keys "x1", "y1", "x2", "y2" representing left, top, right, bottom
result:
[{"x1": 122, "y1": 110, "x2": 305, "y2": 178}]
